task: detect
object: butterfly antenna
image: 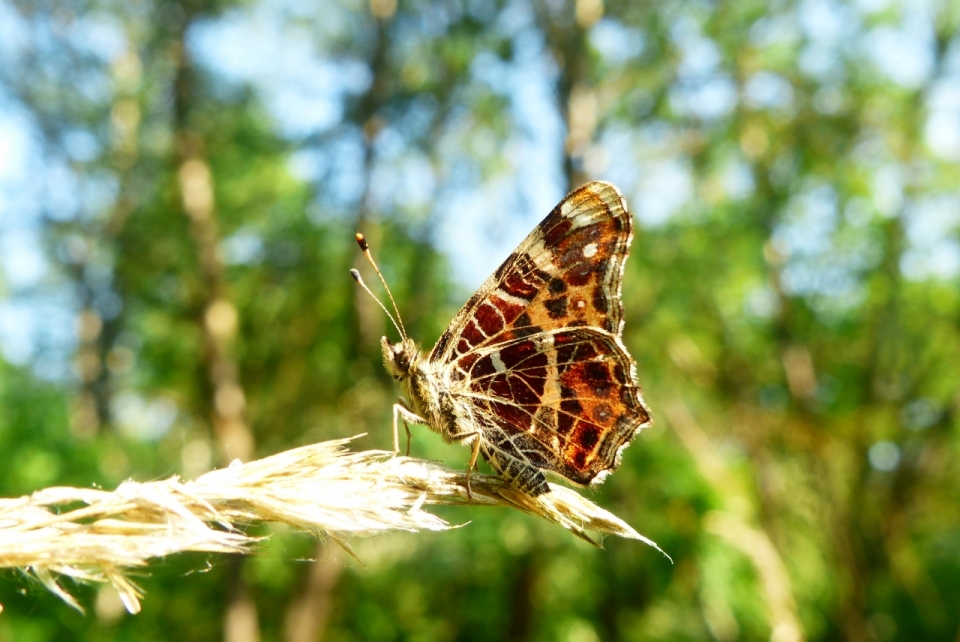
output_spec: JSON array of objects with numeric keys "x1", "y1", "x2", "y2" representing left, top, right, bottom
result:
[
  {"x1": 350, "y1": 269, "x2": 406, "y2": 340},
  {"x1": 352, "y1": 233, "x2": 408, "y2": 340}
]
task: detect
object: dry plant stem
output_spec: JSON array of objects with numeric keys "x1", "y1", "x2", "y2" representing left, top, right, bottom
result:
[{"x1": 0, "y1": 436, "x2": 665, "y2": 615}]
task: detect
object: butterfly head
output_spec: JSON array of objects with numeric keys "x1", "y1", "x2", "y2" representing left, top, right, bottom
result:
[{"x1": 381, "y1": 336, "x2": 420, "y2": 382}]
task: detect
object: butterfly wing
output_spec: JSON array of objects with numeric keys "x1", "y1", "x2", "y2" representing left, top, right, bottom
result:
[
  {"x1": 457, "y1": 327, "x2": 649, "y2": 495},
  {"x1": 431, "y1": 181, "x2": 633, "y2": 363},
  {"x1": 430, "y1": 182, "x2": 651, "y2": 495}
]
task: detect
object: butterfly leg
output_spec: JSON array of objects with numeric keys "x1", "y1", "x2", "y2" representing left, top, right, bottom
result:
[
  {"x1": 449, "y1": 430, "x2": 481, "y2": 501},
  {"x1": 392, "y1": 401, "x2": 422, "y2": 456},
  {"x1": 466, "y1": 437, "x2": 482, "y2": 502}
]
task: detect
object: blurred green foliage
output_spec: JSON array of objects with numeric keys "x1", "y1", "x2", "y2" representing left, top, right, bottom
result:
[{"x1": 1, "y1": 0, "x2": 959, "y2": 640}]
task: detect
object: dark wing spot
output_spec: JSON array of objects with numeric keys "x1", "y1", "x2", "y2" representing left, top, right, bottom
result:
[
  {"x1": 511, "y1": 313, "x2": 541, "y2": 339},
  {"x1": 557, "y1": 410, "x2": 575, "y2": 435},
  {"x1": 540, "y1": 217, "x2": 573, "y2": 247},
  {"x1": 560, "y1": 397, "x2": 584, "y2": 415},
  {"x1": 576, "y1": 425, "x2": 601, "y2": 450},
  {"x1": 495, "y1": 339, "x2": 537, "y2": 369},
  {"x1": 592, "y1": 285, "x2": 609, "y2": 316},
  {"x1": 514, "y1": 325, "x2": 541, "y2": 339},
  {"x1": 471, "y1": 354, "x2": 498, "y2": 379},
  {"x1": 558, "y1": 397, "x2": 583, "y2": 436},
  {"x1": 549, "y1": 277, "x2": 567, "y2": 295},
  {"x1": 585, "y1": 361, "x2": 614, "y2": 397},
  {"x1": 544, "y1": 296, "x2": 568, "y2": 320},
  {"x1": 495, "y1": 252, "x2": 518, "y2": 281},
  {"x1": 461, "y1": 291, "x2": 482, "y2": 316},
  {"x1": 433, "y1": 329, "x2": 452, "y2": 358},
  {"x1": 585, "y1": 361, "x2": 607, "y2": 380}
]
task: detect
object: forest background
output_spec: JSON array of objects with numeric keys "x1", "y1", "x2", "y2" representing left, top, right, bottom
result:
[{"x1": 0, "y1": 0, "x2": 958, "y2": 640}]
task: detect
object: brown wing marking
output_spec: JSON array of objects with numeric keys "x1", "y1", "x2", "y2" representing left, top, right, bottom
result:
[
  {"x1": 430, "y1": 181, "x2": 632, "y2": 365},
  {"x1": 523, "y1": 186, "x2": 632, "y2": 336},
  {"x1": 461, "y1": 328, "x2": 650, "y2": 495}
]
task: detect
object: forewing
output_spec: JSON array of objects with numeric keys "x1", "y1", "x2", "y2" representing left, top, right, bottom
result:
[
  {"x1": 457, "y1": 328, "x2": 651, "y2": 494},
  {"x1": 428, "y1": 181, "x2": 647, "y2": 495},
  {"x1": 429, "y1": 181, "x2": 633, "y2": 365}
]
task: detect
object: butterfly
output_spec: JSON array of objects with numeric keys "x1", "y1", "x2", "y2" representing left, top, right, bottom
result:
[{"x1": 352, "y1": 181, "x2": 651, "y2": 497}]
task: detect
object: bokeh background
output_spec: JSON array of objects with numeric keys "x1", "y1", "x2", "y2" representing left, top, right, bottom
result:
[{"x1": 1, "y1": 0, "x2": 959, "y2": 640}]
